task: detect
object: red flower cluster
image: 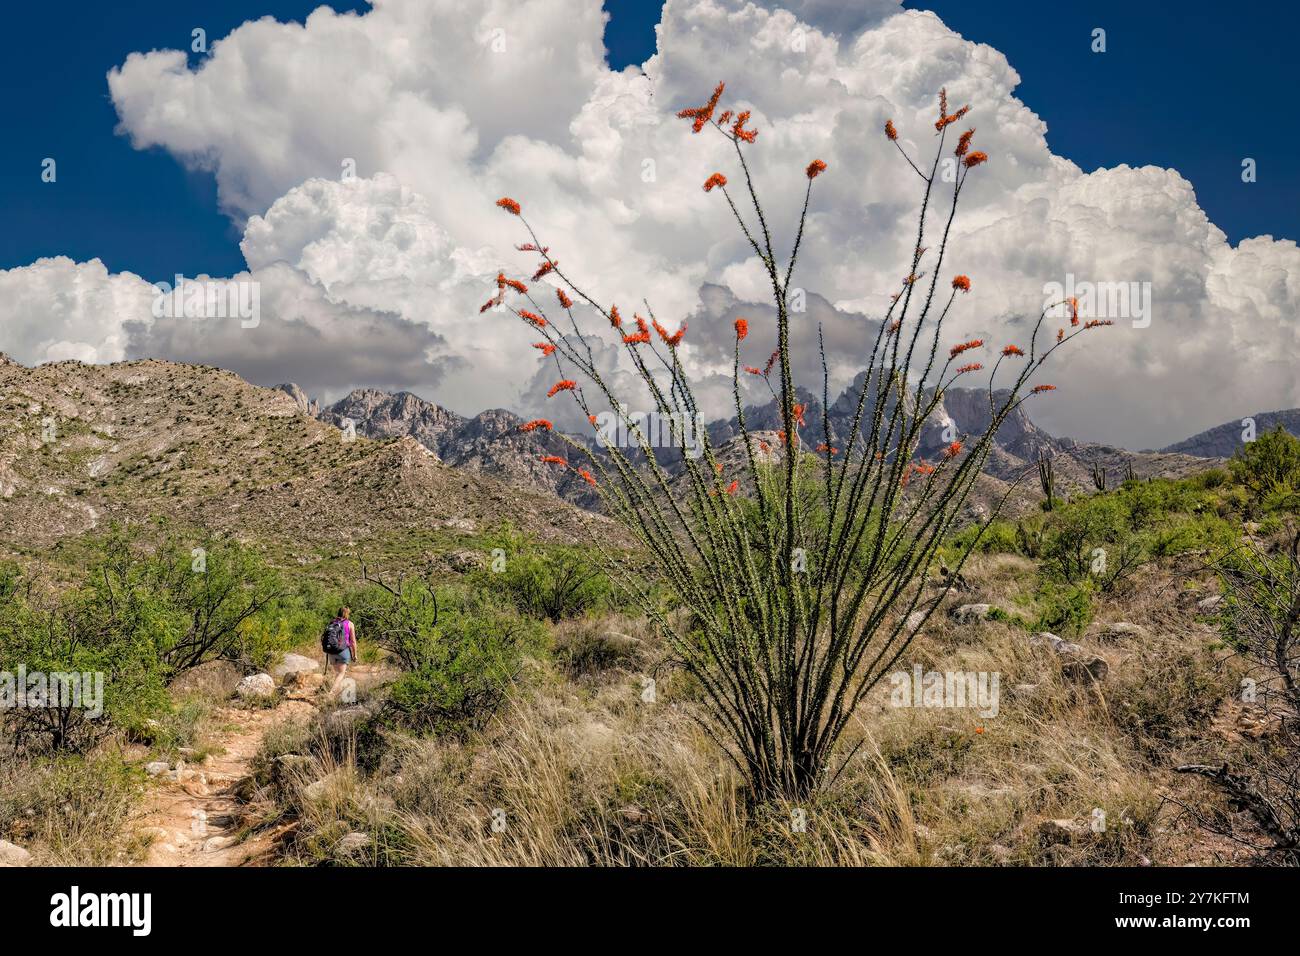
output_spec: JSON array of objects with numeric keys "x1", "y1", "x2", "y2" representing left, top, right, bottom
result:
[
  {"x1": 955, "y1": 362, "x2": 983, "y2": 374},
  {"x1": 531, "y1": 260, "x2": 555, "y2": 281},
  {"x1": 1031, "y1": 384, "x2": 1057, "y2": 394},
  {"x1": 653, "y1": 317, "x2": 686, "y2": 347},
  {"x1": 609, "y1": 304, "x2": 622, "y2": 329},
  {"x1": 734, "y1": 317, "x2": 748, "y2": 340},
  {"x1": 532, "y1": 342, "x2": 556, "y2": 356},
  {"x1": 885, "y1": 119, "x2": 898, "y2": 141},
  {"x1": 540, "y1": 455, "x2": 566, "y2": 465},
  {"x1": 1001, "y1": 344, "x2": 1024, "y2": 357},
  {"x1": 805, "y1": 159, "x2": 827, "y2": 179},
  {"x1": 955, "y1": 129, "x2": 976, "y2": 157},
  {"x1": 1067, "y1": 296, "x2": 1080, "y2": 326},
  {"x1": 496, "y1": 197, "x2": 521, "y2": 215},
  {"x1": 743, "y1": 365, "x2": 762, "y2": 375},
  {"x1": 579, "y1": 469, "x2": 597, "y2": 487},
  {"x1": 556, "y1": 288, "x2": 573, "y2": 309},
  {"x1": 726, "y1": 480, "x2": 740, "y2": 496},
  {"x1": 676, "y1": 82, "x2": 725, "y2": 133},
  {"x1": 519, "y1": 309, "x2": 547, "y2": 328},
  {"x1": 547, "y1": 380, "x2": 576, "y2": 398},
  {"x1": 944, "y1": 441, "x2": 963, "y2": 459},
  {"x1": 952, "y1": 275, "x2": 971, "y2": 292},
  {"x1": 731, "y1": 111, "x2": 757, "y2": 143},
  {"x1": 497, "y1": 273, "x2": 527, "y2": 294},
  {"x1": 949, "y1": 338, "x2": 984, "y2": 359},
  {"x1": 703, "y1": 172, "x2": 728, "y2": 192},
  {"x1": 963, "y1": 151, "x2": 988, "y2": 168},
  {"x1": 520, "y1": 419, "x2": 553, "y2": 432},
  {"x1": 764, "y1": 349, "x2": 779, "y2": 376}
]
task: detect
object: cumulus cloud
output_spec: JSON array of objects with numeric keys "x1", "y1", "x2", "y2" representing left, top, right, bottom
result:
[{"x1": 0, "y1": 0, "x2": 1293, "y2": 448}]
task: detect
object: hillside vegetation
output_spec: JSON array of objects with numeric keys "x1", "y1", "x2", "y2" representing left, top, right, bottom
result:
[{"x1": 3, "y1": 424, "x2": 1297, "y2": 866}]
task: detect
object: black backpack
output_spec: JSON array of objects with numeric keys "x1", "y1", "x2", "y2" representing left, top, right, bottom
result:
[{"x1": 321, "y1": 618, "x2": 348, "y2": 655}]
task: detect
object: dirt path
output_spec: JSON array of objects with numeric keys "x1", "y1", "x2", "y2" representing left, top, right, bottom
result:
[
  {"x1": 128, "y1": 662, "x2": 392, "y2": 867},
  {"x1": 133, "y1": 698, "x2": 319, "y2": 867}
]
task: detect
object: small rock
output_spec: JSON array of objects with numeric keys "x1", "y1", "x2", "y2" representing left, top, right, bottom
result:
[
  {"x1": 235, "y1": 673, "x2": 275, "y2": 699},
  {"x1": 203, "y1": 836, "x2": 237, "y2": 852},
  {"x1": 951, "y1": 603, "x2": 994, "y2": 624},
  {"x1": 272, "y1": 653, "x2": 321, "y2": 681},
  {"x1": 446, "y1": 550, "x2": 485, "y2": 573},
  {"x1": 145, "y1": 761, "x2": 171, "y2": 777},
  {"x1": 904, "y1": 611, "x2": 927, "y2": 634},
  {"x1": 1095, "y1": 622, "x2": 1147, "y2": 643},
  {"x1": 0, "y1": 840, "x2": 33, "y2": 867},
  {"x1": 1061, "y1": 656, "x2": 1109, "y2": 683},
  {"x1": 1196, "y1": 595, "x2": 1224, "y2": 613},
  {"x1": 1030, "y1": 632, "x2": 1084, "y2": 656},
  {"x1": 334, "y1": 832, "x2": 372, "y2": 860},
  {"x1": 1038, "y1": 818, "x2": 1090, "y2": 845}
]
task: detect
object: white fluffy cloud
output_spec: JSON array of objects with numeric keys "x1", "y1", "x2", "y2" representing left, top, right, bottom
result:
[{"x1": 0, "y1": 0, "x2": 1294, "y2": 447}]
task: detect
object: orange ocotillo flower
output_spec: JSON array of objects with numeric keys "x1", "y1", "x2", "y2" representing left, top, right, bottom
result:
[
  {"x1": 734, "y1": 317, "x2": 748, "y2": 340},
  {"x1": 703, "y1": 172, "x2": 728, "y2": 192},
  {"x1": 532, "y1": 342, "x2": 556, "y2": 356},
  {"x1": 496, "y1": 197, "x2": 521, "y2": 215},
  {"x1": 949, "y1": 338, "x2": 984, "y2": 359},
  {"x1": 519, "y1": 309, "x2": 547, "y2": 328},
  {"x1": 623, "y1": 329, "x2": 651, "y2": 345},
  {"x1": 743, "y1": 365, "x2": 762, "y2": 375},
  {"x1": 479, "y1": 296, "x2": 500, "y2": 313},
  {"x1": 556, "y1": 288, "x2": 573, "y2": 309},
  {"x1": 791, "y1": 403, "x2": 807, "y2": 427},
  {"x1": 497, "y1": 273, "x2": 527, "y2": 294},
  {"x1": 944, "y1": 441, "x2": 963, "y2": 459},
  {"x1": 531, "y1": 260, "x2": 555, "y2": 281},
  {"x1": 952, "y1": 275, "x2": 971, "y2": 292},
  {"x1": 520, "y1": 419, "x2": 553, "y2": 432},
  {"x1": 955, "y1": 128, "x2": 976, "y2": 157},
  {"x1": 1031, "y1": 384, "x2": 1057, "y2": 394},
  {"x1": 578, "y1": 469, "x2": 597, "y2": 486},
  {"x1": 963, "y1": 151, "x2": 988, "y2": 168},
  {"x1": 540, "y1": 455, "x2": 567, "y2": 465},
  {"x1": 1057, "y1": 328, "x2": 1065, "y2": 343},
  {"x1": 956, "y1": 362, "x2": 983, "y2": 374},
  {"x1": 726, "y1": 480, "x2": 739, "y2": 496},
  {"x1": 547, "y1": 380, "x2": 576, "y2": 398},
  {"x1": 731, "y1": 111, "x2": 757, "y2": 143},
  {"x1": 1067, "y1": 296, "x2": 1080, "y2": 326},
  {"x1": 763, "y1": 349, "x2": 779, "y2": 375},
  {"x1": 666, "y1": 324, "x2": 686, "y2": 347},
  {"x1": 1002, "y1": 344, "x2": 1024, "y2": 357},
  {"x1": 1084, "y1": 319, "x2": 1113, "y2": 329},
  {"x1": 805, "y1": 159, "x2": 827, "y2": 179},
  {"x1": 885, "y1": 119, "x2": 898, "y2": 141},
  {"x1": 676, "y1": 81, "x2": 725, "y2": 133},
  {"x1": 588, "y1": 414, "x2": 598, "y2": 426},
  {"x1": 609, "y1": 304, "x2": 623, "y2": 329}
]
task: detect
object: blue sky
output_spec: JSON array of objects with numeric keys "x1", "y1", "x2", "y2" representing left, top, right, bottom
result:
[{"x1": 1, "y1": 0, "x2": 1295, "y2": 284}]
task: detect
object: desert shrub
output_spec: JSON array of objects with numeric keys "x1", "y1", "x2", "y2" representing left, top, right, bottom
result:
[
  {"x1": 385, "y1": 596, "x2": 544, "y2": 736},
  {"x1": 1031, "y1": 580, "x2": 1094, "y2": 636},
  {"x1": 0, "y1": 580, "x2": 170, "y2": 752},
  {"x1": 494, "y1": 549, "x2": 614, "y2": 623},
  {"x1": 1229, "y1": 425, "x2": 1300, "y2": 510},
  {"x1": 0, "y1": 753, "x2": 144, "y2": 865},
  {"x1": 351, "y1": 570, "x2": 545, "y2": 737},
  {"x1": 943, "y1": 519, "x2": 1020, "y2": 562},
  {"x1": 552, "y1": 619, "x2": 645, "y2": 678}
]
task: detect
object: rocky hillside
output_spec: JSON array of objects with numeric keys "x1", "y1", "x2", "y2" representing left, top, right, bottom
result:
[
  {"x1": 1160, "y1": 409, "x2": 1300, "y2": 458},
  {"x1": 0, "y1": 355, "x2": 612, "y2": 559}
]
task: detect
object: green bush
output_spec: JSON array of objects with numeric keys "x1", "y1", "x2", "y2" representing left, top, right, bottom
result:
[
  {"x1": 1229, "y1": 425, "x2": 1300, "y2": 508},
  {"x1": 492, "y1": 548, "x2": 613, "y2": 623},
  {"x1": 1031, "y1": 580, "x2": 1095, "y2": 636}
]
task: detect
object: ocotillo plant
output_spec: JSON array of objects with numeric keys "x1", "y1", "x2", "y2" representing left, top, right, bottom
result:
[
  {"x1": 1038, "y1": 450, "x2": 1057, "y2": 511},
  {"x1": 1091, "y1": 460, "x2": 1107, "y2": 492},
  {"x1": 485, "y1": 84, "x2": 1108, "y2": 802}
]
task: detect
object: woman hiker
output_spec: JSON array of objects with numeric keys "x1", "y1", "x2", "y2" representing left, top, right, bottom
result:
[{"x1": 322, "y1": 606, "x2": 358, "y2": 698}]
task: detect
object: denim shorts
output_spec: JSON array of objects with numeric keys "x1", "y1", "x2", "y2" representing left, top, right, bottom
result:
[{"x1": 327, "y1": 648, "x2": 352, "y2": 665}]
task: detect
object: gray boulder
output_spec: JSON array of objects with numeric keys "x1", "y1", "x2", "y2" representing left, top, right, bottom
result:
[{"x1": 235, "y1": 673, "x2": 276, "y2": 699}]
